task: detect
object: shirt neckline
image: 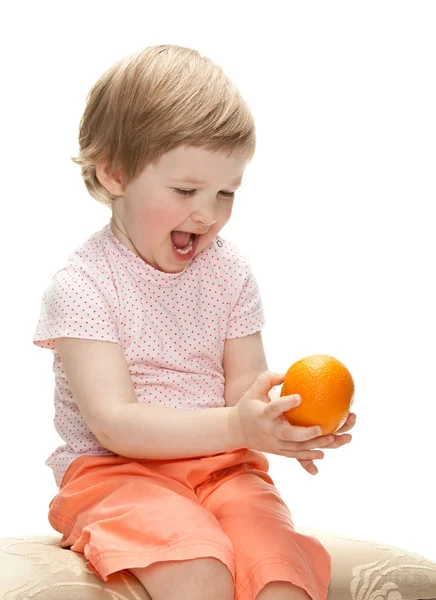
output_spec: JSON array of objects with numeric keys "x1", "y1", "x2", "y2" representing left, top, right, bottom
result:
[{"x1": 103, "y1": 222, "x2": 198, "y2": 287}]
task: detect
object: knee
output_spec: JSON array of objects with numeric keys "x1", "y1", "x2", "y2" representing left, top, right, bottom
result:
[
  {"x1": 256, "y1": 581, "x2": 312, "y2": 600},
  {"x1": 191, "y1": 557, "x2": 234, "y2": 599},
  {"x1": 130, "y1": 556, "x2": 234, "y2": 600}
]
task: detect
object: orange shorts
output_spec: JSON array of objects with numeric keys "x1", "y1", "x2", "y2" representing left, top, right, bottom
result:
[{"x1": 48, "y1": 448, "x2": 331, "y2": 600}]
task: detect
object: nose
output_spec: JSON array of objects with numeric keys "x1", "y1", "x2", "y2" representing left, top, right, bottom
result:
[{"x1": 191, "y1": 199, "x2": 219, "y2": 228}]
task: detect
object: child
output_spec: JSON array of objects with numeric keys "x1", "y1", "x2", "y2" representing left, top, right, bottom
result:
[{"x1": 33, "y1": 44, "x2": 355, "y2": 600}]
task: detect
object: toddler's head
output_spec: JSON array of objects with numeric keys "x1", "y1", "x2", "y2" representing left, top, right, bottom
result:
[{"x1": 72, "y1": 45, "x2": 256, "y2": 273}]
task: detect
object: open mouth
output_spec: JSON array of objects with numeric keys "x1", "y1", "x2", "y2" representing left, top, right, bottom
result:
[{"x1": 170, "y1": 231, "x2": 200, "y2": 260}]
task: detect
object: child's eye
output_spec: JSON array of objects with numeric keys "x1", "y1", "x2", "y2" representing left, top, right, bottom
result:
[
  {"x1": 174, "y1": 188, "x2": 195, "y2": 197},
  {"x1": 174, "y1": 188, "x2": 235, "y2": 199}
]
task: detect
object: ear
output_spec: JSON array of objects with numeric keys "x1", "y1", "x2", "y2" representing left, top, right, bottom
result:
[{"x1": 96, "y1": 162, "x2": 124, "y2": 197}]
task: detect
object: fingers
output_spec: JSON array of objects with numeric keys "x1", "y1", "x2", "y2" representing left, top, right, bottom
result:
[
  {"x1": 260, "y1": 376, "x2": 356, "y2": 457},
  {"x1": 279, "y1": 449, "x2": 325, "y2": 460},
  {"x1": 251, "y1": 371, "x2": 286, "y2": 396},
  {"x1": 266, "y1": 393, "x2": 300, "y2": 420},
  {"x1": 335, "y1": 413, "x2": 357, "y2": 434},
  {"x1": 267, "y1": 394, "x2": 324, "y2": 442},
  {"x1": 324, "y1": 433, "x2": 352, "y2": 448},
  {"x1": 278, "y1": 424, "x2": 334, "y2": 446},
  {"x1": 304, "y1": 434, "x2": 335, "y2": 448},
  {"x1": 267, "y1": 387, "x2": 280, "y2": 403},
  {"x1": 298, "y1": 459, "x2": 319, "y2": 475}
]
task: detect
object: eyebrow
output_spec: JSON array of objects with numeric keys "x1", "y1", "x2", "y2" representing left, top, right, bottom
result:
[{"x1": 171, "y1": 177, "x2": 242, "y2": 186}]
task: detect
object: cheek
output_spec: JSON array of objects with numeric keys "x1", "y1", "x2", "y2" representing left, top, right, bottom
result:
[
  {"x1": 221, "y1": 202, "x2": 234, "y2": 224},
  {"x1": 136, "y1": 203, "x2": 177, "y2": 236}
]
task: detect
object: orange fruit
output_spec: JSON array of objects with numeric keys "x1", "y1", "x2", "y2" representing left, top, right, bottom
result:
[{"x1": 280, "y1": 354, "x2": 354, "y2": 435}]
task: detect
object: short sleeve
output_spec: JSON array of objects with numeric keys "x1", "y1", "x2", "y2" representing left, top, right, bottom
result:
[
  {"x1": 226, "y1": 256, "x2": 266, "y2": 340},
  {"x1": 33, "y1": 265, "x2": 120, "y2": 351}
]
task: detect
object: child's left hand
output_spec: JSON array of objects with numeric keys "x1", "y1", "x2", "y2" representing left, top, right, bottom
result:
[{"x1": 298, "y1": 412, "x2": 357, "y2": 475}]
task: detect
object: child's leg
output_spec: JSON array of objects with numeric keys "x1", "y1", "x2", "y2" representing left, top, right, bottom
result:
[
  {"x1": 48, "y1": 454, "x2": 236, "y2": 584},
  {"x1": 129, "y1": 557, "x2": 234, "y2": 600},
  {"x1": 256, "y1": 581, "x2": 312, "y2": 600},
  {"x1": 196, "y1": 450, "x2": 331, "y2": 600}
]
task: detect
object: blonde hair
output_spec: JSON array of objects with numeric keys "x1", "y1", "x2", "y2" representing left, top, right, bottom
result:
[{"x1": 71, "y1": 44, "x2": 256, "y2": 206}]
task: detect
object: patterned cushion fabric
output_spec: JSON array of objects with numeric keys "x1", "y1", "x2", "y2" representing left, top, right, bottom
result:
[{"x1": 0, "y1": 529, "x2": 435, "y2": 600}]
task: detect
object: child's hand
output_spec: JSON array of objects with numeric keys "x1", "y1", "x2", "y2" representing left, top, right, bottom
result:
[
  {"x1": 297, "y1": 412, "x2": 356, "y2": 474},
  {"x1": 228, "y1": 371, "x2": 334, "y2": 460},
  {"x1": 266, "y1": 384, "x2": 356, "y2": 474}
]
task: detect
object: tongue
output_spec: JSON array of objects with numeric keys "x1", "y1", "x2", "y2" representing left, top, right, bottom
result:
[{"x1": 171, "y1": 231, "x2": 192, "y2": 249}]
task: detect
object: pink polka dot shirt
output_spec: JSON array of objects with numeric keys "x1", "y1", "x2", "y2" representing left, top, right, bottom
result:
[{"x1": 33, "y1": 222, "x2": 265, "y2": 488}]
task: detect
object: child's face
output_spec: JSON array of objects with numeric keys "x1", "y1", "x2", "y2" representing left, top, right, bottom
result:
[{"x1": 112, "y1": 145, "x2": 247, "y2": 273}]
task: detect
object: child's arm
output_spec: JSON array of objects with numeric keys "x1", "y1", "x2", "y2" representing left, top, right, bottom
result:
[
  {"x1": 223, "y1": 331, "x2": 270, "y2": 407},
  {"x1": 56, "y1": 337, "x2": 245, "y2": 460}
]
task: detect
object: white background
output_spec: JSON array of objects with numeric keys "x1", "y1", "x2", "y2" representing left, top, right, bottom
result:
[{"x1": 1, "y1": 1, "x2": 435, "y2": 561}]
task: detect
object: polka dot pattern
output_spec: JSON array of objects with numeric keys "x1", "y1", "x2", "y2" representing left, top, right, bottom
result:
[{"x1": 33, "y1": 222, "x2": 265, "y2": 488}]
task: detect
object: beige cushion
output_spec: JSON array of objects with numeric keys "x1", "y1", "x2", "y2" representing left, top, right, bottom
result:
[{"x1": 1, "y1": 529, "x2": 435, "y2": 599}]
